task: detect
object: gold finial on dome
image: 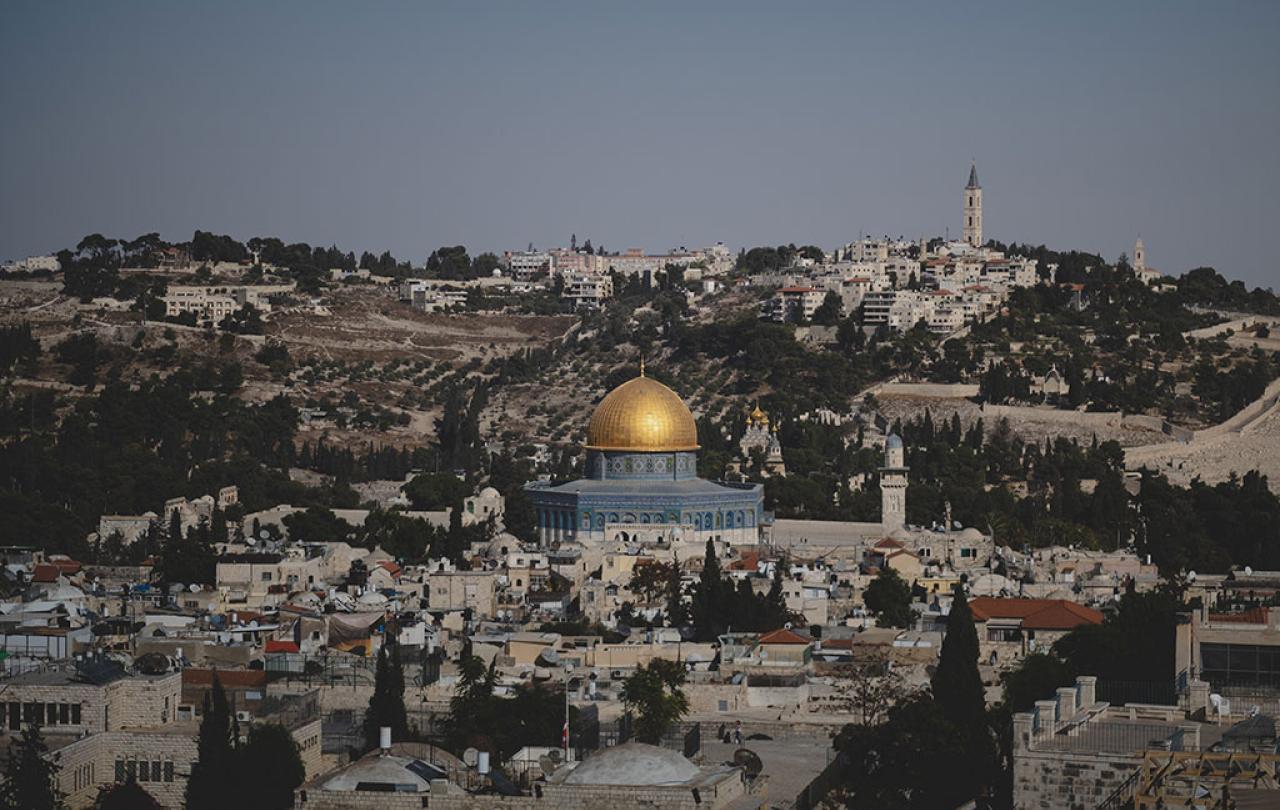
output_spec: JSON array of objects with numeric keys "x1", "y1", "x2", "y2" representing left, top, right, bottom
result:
[
  {"x1": 585, "y1": 371, "x2": 699, "y2": 452},
  {"x1": 749, "y1": 402, "x2": 768, "y2": 426},
  {"x1": 639, "y1": 356, "x2": 645, "y2": 377}
]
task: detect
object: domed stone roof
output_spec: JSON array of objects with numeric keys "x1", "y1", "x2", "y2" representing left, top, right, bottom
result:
[
  {"x1": 585, "y1": 374, "x2": 698, "y2": 452},
  {"x1": 886, "y1": 434, "x2": 904, "y2": 449},
  {"x1": 959, "y1": 527, "x2": 985, "y2": 542},
  {"x1": 562, "y1": 741, "x2": 700, "y2": 786}
]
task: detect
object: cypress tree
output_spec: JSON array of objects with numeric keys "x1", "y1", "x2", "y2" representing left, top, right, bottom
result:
[
  {"x1": 931, "y1": 583, "x2": 998, "y2": 802},
  {"x1": 364, "y1": 644, "x2": 408, "y2": 750},
  {"x1": 690, "y1": 540, "x2": 725, "y2": 641},
  {"x1": 932, "y1": 584, "x2": 986, "y2": 730},
  {"x1": 664, "y1": 554, "x2": 686, "y2": 626},
  {"x1": 0, "y1": 723, "x2": 61, "y2": 810},
  {"x1": 186, "y1": 673, "x2": 235, "y2": 810}
]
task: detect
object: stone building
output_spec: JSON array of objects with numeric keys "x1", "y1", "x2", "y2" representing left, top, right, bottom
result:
[
  {"x1": 427, "y1": 564, "x2": 498, "y2": 616},
  {"x1": 48, "y1": 688, "x2": 323, "y2": 809},
  {"x1": 969, "y1": 597, "x2": 1103, "y2": 668},
  {"x1": 1, "y1": 661, "x2": 181, "y2": 736}
]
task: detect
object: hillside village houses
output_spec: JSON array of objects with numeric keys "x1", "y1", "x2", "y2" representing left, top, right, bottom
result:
[
  {"x1": 758, "y1": 167, "x2": 1043, "y2": 334},
  {"x1": 0, "y1": 173, "x2": 1217, "y2": 808},
  {"x1": 0, "y1": 360, "x2": 1198, "y2": 808}
]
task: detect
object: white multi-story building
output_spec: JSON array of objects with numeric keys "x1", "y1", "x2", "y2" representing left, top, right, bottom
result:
[
  {"x1": 162, "y1": 288, "x2": 238, "y2": 323},
  {"x1": 2, "y1": 254, "x2": 60, "y2": 272},
  {"x1": 505, "y1": 250, "x2": 553, "y2": 281},
  {"x1": 161, "y1": 285, "x2": 285, "y2": 323},
  {"x1": 563, "y1": 273, "x2": 613, "y2": 310},
  {"x1": 763, "y1": 286, "x2": 827, "y2": 323}
]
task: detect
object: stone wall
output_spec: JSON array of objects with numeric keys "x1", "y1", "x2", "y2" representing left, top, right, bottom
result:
[
  {"x1": 115, "y1": 672, "x2": 183, "y2": 728},
  {"x1": 980, "y1": 403, "x2": 1121, "y2": 428},
  {"x1": 1012, "y1": 746, "x2": 1140, "y2": 809},
  {"x1": 878, "y1": 382, "x2": 981, "y2": 398}
]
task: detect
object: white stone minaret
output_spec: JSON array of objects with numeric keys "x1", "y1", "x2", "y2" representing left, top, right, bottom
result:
[
  {"x1": 963, "y1": 162, "x2": 983, "y2": 248},
  {"x1": 1133, "y1": 237, "x2": 1146, "y2": 272},
  {"x1": 880, "y1": 434, "x2": 909, "y2": 532}
]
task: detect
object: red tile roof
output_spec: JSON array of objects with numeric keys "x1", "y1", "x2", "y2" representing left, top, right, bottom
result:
[
  {"x1": 1208, "y1": 607, "x2": 1268, "y2": 624},
  {"x1": 182, "y1": 669, "x2": 267, "y2": 688},
  {"x1": 728, "y1": 551, "x2": 761, "y2": 572},
  {"x1": 375, "y1": 561, "x2": 402, "y2": 577},
  {"x1": 778, "y1": 286, "x2": 820, "y2": 293},
  {"x1": 758, "y1": 628, "x2": 812, "y2": 645},
  {"x1": 968, "y1": 597, "x2": 1103, "y2": 631},
  {"x1": 265, "y1": 639, "x2": 300, "y2": 654},
  {"x1": 873, "y1": 538, "x2": 906, "y2": 550},
  {"x1": 31, "y1": 564, "x2": 60, "y2": 583}
]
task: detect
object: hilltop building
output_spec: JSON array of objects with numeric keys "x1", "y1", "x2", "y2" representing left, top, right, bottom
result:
[
  {"x1": 964, "y1": 162, "x2": 983, "y2": 248},
  {"x1": 526, "y1": 368, "x2": 765, "y2": 549}
]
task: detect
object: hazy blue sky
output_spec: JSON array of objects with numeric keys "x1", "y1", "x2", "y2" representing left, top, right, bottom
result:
[{"x1": 2, "y1": 1, "x2": 1277, "y2": 287}]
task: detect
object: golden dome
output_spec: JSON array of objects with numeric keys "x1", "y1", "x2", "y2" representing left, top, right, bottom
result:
[{"x1": 585, "y1": 374, "x2": 699, "y2": 452}]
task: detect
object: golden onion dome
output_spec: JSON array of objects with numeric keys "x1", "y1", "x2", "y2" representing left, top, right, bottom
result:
[
  {"x1": 749, "y1": 404, "x2": 768, "y2": 425},
  {"x1": 585, "y1": 374, "x2": 699, "y2": 452}
]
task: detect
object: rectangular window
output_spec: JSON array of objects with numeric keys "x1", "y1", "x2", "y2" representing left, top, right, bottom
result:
[
  {"x1": 138, "y1": 759, "x2": 149, "y2": 782},
  {"x1": 72, "y1": 704, "x2": 82, "y2": 725},
  {"x1": 8, "y1": 703, "x2": 18, "y2": 731},
  {"x1": 47, "y1": 703, "x2": 58, "y2": 725},
  {"x1": 1202, "y1": 642, "x2": 1280, "y2": 688},
  {"x1": 115, "y1": 759, "x2": 125, "y2": 783},
  {"x1": 164, "y1": 761, "x2": 174, "y2": 782},
  {"x1": 152, "y1": 761, "x2": 161, "y2": 782},
  {"x1": 261, "y1": 571, "x2": 272, "y2": 581},
  {"x1": 59, "y1": 704, "x2": 69, "y2": 724},
  {"x1": 126, "y1": 760, "x2": 136, "y2": 780}
]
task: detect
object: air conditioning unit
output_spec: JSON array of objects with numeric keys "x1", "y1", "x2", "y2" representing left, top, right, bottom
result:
[{"x1": 235, "y1": 711, "x2": 252, "y2": 723}]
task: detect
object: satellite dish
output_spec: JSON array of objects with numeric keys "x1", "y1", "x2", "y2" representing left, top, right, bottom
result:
[
  {"x1": 260, "y1": 530, "x2": 269, "y2": 540},
  {"x1": 547, "y1": 749, "x2": 563, "y2": 763},
  {"x1": 1188, "y1": 571, "x2": 1197, "y2": 582},
  {"x1": 1245, "y1": 566, "x2": 1254, "y2": 575},
  {"x1": 463, "y1": 748, "x2": 479, "y2": 767},
  {"x1": 732, "y1": 748, "x2": 764, "y2": 779},
  {"x1": 246, "y1": 537, "x2": 256, "y2": 546}
]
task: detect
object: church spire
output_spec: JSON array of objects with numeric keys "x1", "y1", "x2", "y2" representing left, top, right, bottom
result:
[{"x1": 966, "y1": 161, "x2": 980, "y2": 189}]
